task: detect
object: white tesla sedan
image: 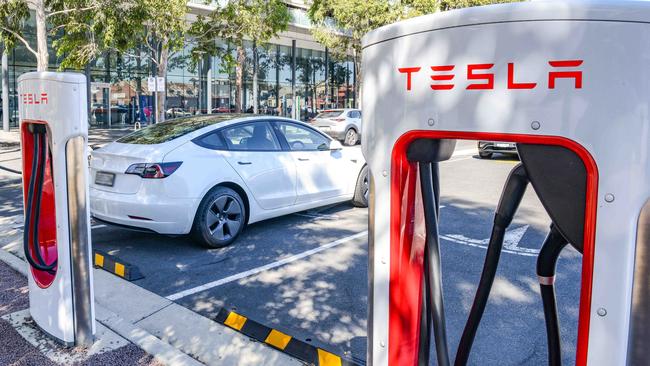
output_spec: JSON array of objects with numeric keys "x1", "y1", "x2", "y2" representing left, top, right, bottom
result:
[{"x1": 89, "y1": 114, "x2": 368, "y2": 248}]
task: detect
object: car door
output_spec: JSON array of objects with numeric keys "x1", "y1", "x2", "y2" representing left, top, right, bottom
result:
[
  {"x1": 219, "y1": 121, "x2": 296, "y2": 210},
  {"x1": 274, "y1": 121, "x2": 351, "y2": 204}
]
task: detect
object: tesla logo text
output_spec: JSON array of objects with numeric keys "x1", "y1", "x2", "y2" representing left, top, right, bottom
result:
[
  {"x1": 20, "y1": 93, "x2": 49, "y2": 105},
  {"x1": 398, "y1": 60, "x2": 583, "y2": 91}
]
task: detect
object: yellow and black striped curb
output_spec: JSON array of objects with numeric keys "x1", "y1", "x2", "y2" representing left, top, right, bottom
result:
[
  {"x1": 215, "y1": 308, "x2": 360, "y2": 366},
  {"x1": 93, "y1": 250, "x2": 144, "y2": 281}
]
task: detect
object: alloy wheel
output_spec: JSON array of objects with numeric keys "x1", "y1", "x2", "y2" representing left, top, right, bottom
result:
[
  {"x1": 206, "y1": 195, "x2": 243, "y2": 241},
  {"x1": 345, "y1": 129, "x2": 358, "y2": 145}
]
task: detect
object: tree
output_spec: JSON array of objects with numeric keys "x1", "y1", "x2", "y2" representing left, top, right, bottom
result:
[
  {"x1": 308, "y1": 0, "x2": 519, "y2": 108},
  {"x1": 0, "y1": 0, "x2": 135, "y2": 71},
  {"x1": 191, "y1": 0, "x2": 290, "y2": 113},
  {"x1": 128, "y1": 0, "x2": 187, "y2": 123}
]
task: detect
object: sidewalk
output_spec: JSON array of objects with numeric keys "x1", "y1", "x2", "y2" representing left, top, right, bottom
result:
[
  {"x1": 0, "y1": 255, "x2": 162, "y2": 366},
  {"x1": 0, "y1": 127, "x2": 133, "y2": 184}
]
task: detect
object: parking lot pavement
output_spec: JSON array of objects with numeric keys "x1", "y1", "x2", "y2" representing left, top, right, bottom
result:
[{"x1": 0, "y1": 139, "x2": 582, "y2": 365}]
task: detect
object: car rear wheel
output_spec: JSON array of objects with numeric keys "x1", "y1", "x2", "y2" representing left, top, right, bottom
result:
[
  {"x1": 352, "y1": 165, "x2": 369, "y2": 208},
  {"x1": 344, "y1": 128, "x2": 359, "y2": 146},
  {"x1": 192, "y1": 186, "x2": 246, "y2": 248}
]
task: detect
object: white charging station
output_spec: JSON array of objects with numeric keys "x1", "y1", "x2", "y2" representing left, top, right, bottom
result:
[
  {"x1": 18, "y1": 72, "x2": 95, "y2": 346},
  {"x1": 362, "y1": 1, "x2": 650, "y2": 365}
]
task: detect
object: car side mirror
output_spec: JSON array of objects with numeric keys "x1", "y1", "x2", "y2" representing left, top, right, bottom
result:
[{"x1": 329, "y1": 140, "x2": 343, "y2": 151}]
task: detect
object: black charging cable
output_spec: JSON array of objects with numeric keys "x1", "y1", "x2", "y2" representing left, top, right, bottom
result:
[
  {"x1": 23, "y1": 125, "x2": 57, "y2": 274},
  {"x1": 537, "y1": 225, "x2": 569, "y2": 366},
  {"x1": 420, "y1": 161, "x2": 450, "y2": 366},
  {"x1": 454, "y1": 163, "x2": 529, "y2": 366}
]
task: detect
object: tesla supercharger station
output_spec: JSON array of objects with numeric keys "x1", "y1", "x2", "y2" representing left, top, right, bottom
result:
[
  {"x1": 362, "y1": 2, "x2": 650, "y2": 366},
  {"x1": 18, "y1": 72, "x2": 95, "y2": 346}
]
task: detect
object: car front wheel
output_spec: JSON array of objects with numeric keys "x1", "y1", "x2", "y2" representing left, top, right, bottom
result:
[{"x1": 192, "y1": 186, "x2": 246, "y2": 248}]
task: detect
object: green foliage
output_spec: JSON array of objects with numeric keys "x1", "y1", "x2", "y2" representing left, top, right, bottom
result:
[
  {"x1": 0, "y1": 0, "x2": 30, "y2": 50},
  {"x1": 308, "y1": 0, "x2": 521, "y2": 58},
  {"x1": 439, "y1": 0, "x2": 519, "y2": 11},
  {"x1": 190, "y1": 0, "x2": 291, "y2": 60},
  {"x1": 51, "y1": 0, "x2": 142, "y2": 69}
]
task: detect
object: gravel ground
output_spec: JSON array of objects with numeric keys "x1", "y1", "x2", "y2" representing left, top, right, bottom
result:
[{"x1": 0, "y1": 259, "x2": 164, "y2": 366}]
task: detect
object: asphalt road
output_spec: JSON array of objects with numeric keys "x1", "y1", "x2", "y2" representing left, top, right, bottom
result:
[{"x1": 0, "y1": 140, "x2": 582, "y2": 365}]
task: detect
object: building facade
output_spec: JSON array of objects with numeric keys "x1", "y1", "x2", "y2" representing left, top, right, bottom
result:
[{"x1": 0, "y1": 1, "x2": 356, "y2": 129}]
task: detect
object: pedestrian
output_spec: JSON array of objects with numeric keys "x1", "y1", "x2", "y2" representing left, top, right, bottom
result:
[{"x1": 144, "y1": 105, "x2": 151, "y2": 124}]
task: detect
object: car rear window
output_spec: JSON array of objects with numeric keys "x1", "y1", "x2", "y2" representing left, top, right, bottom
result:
[
  {"x1": 316, "y1": 110, "x2": 343, "y2": 118},
  {"x1": 118, "y1": 114, "x2": 245, "y2": 144}
]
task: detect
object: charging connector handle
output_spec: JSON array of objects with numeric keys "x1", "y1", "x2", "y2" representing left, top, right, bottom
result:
[
  {"x1": 537, "y1": 225, "x2": 569, "y2": 366},
  {"x1": 454, "y1": 163, "x2": 529, "y2": 366}
]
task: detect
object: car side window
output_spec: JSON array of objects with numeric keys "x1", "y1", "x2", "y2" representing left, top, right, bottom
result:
[
  {"x1": 221, "y1": 122, "x2": 281, "y2": 151},
  {"x1": 194, "y1": 132, "x2": 226, "y2": 150},
  {"x1": 276, "y1": 122, "x2": 329, "y2": 151}
]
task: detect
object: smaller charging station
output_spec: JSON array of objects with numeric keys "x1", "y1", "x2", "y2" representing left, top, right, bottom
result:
[{"x1": 18, "y1": 72, "x2": 95, "y2": 346}]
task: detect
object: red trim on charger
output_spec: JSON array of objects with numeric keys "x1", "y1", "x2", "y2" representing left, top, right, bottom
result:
[
  {"x1": 388, "y1": 131, "x2": 598, "y2": 366},
  {"x1": 20, "y1": 120, "x2": 58, "y2": 289}
]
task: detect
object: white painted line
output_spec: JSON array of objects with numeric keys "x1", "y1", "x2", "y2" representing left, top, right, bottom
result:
[
  {"x1": 165, "y1": 231, "x2": 368, "y2": 301},
  {"x1": 91, "y1": 224, "x2": 106, "y2": 229}
]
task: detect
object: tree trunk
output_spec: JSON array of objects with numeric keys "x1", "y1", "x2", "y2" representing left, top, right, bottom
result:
[
  {"x1": 157, "y1": 46, "x2": 169, "y2": 123},
  {"x1": 354, "y1": 49, "x2": 362, "y2": 109},
  {"x1": 235, "y1": 45, "x2": 245, "y2": 113},
  {"x1": 252, "y1": 41, "x2": 258, "y2": 114},
  {"x1": 35, "y1": 0, "x2": 49, "y2": 71}
]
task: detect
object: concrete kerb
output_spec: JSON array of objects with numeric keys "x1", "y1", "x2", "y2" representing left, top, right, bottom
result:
[{"x1": 0, "y1": 236, "x2": 304, "y2": 366}]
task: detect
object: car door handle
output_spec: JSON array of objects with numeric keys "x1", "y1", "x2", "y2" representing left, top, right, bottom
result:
[
  {"x1": 298, "y1": 157, "x2": 310, "y2": 161},
  {"x1": 237, "y1": 161, "x2": 252, "y2": 165}
]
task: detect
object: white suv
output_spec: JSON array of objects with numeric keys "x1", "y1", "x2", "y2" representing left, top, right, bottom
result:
[{"x1": 310, "y1": 109, "x2": 362, "y2": 146}]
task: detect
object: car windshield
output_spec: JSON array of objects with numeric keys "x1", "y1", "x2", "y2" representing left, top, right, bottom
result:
[
  {"x1": 316, "y1": 110, "x2": 343, "y2": 118},
  {"x1": 118, "y1": 114, "x2": 245, "y2": 144}
]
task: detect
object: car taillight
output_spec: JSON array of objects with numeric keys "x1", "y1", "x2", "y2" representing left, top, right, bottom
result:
[
  {"x1": 331, "y1": 118, "x2": 345, "y2": 122},
  {"x1": 125, "y1": 162, "x2": 182, "y2": 179}
]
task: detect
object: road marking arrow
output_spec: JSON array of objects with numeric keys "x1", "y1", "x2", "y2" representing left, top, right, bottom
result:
[{"x1": 440, "y1": 225, "x2": 538, "y2": 257}]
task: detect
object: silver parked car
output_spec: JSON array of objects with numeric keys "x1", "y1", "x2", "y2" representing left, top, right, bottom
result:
[{"x1": 309, "y1": 109, "x2": 362, "y2": 146}]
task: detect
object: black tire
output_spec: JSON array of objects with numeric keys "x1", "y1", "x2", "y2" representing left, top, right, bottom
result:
[
  {"x1": 191, "y1": 186, "x2": 246, "y2": 248},
  {"x1": 343, "y1": 128, "x2": 359, "y2": 146},
  {"x1": 352, "y1": 165, "x2": 369, "y2": 208},
  {"x1": 478, "y1": 151, "x2": 493, "y2": 159}
]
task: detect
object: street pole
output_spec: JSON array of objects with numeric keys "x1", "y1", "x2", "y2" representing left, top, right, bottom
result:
[
  {"x1": 291, "y1": 40, "x2": 296, "y2": 120},
  {"x1": 2, "y1": 44, "x2": 9, "y2": 132},
  {"x1": 154, "y1": 77, "x2": 158, "y2": 124}
]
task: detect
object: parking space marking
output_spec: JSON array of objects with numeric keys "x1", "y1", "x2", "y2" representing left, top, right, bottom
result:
[
  {"x1": 165, "y1": 231, "x2": 368, "y2": 301},
  {"x1": 91, "y1": 224, "x2": 106, "y2": 229}
]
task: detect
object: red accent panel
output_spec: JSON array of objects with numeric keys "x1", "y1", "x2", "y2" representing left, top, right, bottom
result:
[
  {"x1": 507, "y1": 63, "x2": 537, "y2": 89},
  {"x1": 467, "y1": 63, "x2": 495, "y2": 90},
  {"x1": 388, "y1": 155, "x2": 424, "y2": 366},
  {"x1": 389, "y1": 131, "x2": 598, "y2": 366},
  {"x1": 398, "y1": 67, "x2": 422, "y2": 91},
  {"x1": 21, "y1": 121, "x2": 57, "y2": 288}
]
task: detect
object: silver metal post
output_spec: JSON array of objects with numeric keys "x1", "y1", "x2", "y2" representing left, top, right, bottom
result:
[{"x1": 65, "y1": 136, "x2": 95, "y2": 346}]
